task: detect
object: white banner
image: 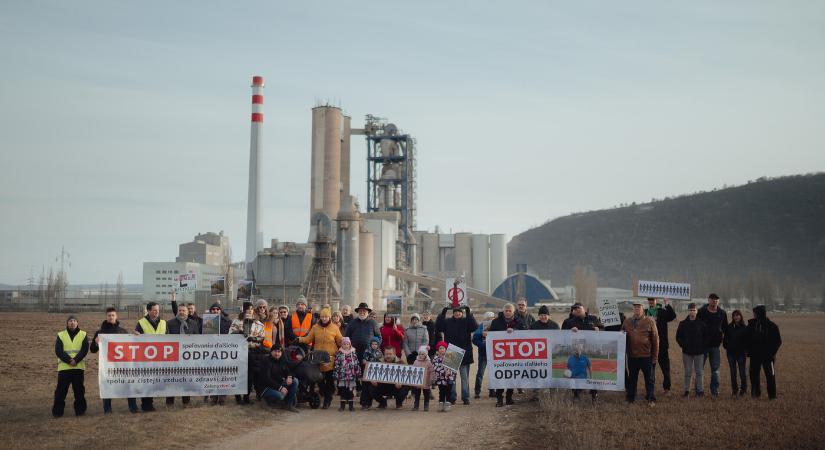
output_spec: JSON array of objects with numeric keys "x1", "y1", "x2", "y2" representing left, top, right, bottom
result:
[
  {"x1": 175, "y1": 273, "x2": 197, "y2": 292},
  {"x1": 98, "y1": 334, "x2": 248, "y2": 399},
  {"x1": 597, "y1": 299, "x2": 621, "y2": 327},
  {"x1": 486, "y1": 330, "x2": 626, "y2": 391},
  {"x1": 637, "y1": 280, "x2": 691, "y2": 300}
]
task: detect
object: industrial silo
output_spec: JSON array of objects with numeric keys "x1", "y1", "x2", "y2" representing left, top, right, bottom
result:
[
  {"x1": 490, "y1": 234, "x2": 508, "y2": 291},
  {"x1": 471, "y1": 234, "x2": 490, "y2": 292},
  {"x1": 359, "y1": 230, "x2": 375, "y2": 308},
  {"x1": 455, "y1": 232, "x2": 473, "y2": 281},
  {"x1": 421, "y1": 232, "x2": 438, "y2": 275},
  {"x1": 310, "y1": 106, "x2": 342, "y2": 232}
]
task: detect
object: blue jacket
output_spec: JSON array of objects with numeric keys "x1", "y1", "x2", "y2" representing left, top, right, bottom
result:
[{"x1": 472, "y1": 324, "x2": 486, "y2": 360}]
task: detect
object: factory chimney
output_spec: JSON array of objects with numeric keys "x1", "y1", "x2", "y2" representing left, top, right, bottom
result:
[{"x1": 245, "y1": 76, "x2": 265, "y2": 266}]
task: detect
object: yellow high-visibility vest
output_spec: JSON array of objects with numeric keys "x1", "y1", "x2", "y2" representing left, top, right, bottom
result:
[
  {"x1": 137, "y1": 317, "x2": 166, "y2": 334},
  {"x1": 57, "y1": 329, "x2": 87, "y2": 372}
]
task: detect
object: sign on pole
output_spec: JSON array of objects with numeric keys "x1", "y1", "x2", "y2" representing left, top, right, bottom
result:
[
  {"x1": 362, "y1": 362, "x2": 428, "y2": 388},
  {"x1": 98, "y1": 334, "x2": 248, "y2": 398},
  {"x1": 445, "y1": 277, "x2": 467, "y2": 307},
  {"x1": 597, "y1": 299, "x2": 621, "y2": 327},
  {"x1": 636, "y1": 280, "x2": 691, "y2": 300},
  {"x1": 486, "y1": 330, "x2": 626, "y2": 391},
  {"x1": 175, "y1": 273, "x2": 197, "y2": 292}
]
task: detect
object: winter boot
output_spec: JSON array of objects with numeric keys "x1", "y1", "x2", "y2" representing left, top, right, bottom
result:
[
  {"x1": 339, "y1": 401, "x2": 345, "y2": 411},
  {"x1": 348, "y1": 401, "x2": 355, "y2": 411}
]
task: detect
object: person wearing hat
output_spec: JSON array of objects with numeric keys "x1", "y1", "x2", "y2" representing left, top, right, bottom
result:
[
  {"x1": 472, "y1": 311, "x2": 496, "y2": 399},
  {"x1": 230, "y1": 301, "x2": 258, "y2": 404},
  {"x1": 645, "y1": 297, "x2": 677, "y2": 394},
  {"x1": 52, "y1": 315, "x2": 89, "y2": 417},
  {"x1": 531, "y1": 305, "x2": 560, "y2": 330},
  {"x1": 436, "y1": 304, "x2": 478, "y2": 405},
  {"x1": 287, "y1": 296, "x2": 316, "y2": 345},
  {"x1": 344, "y1": 302, "x2": 381, "y2": 364},
  {"x1": 744, "y1": 305, "x2": 782, "y2": 399},
  {"x1": 205, "y1": 302, "x2": 232, "y2": 405},
  {"x1": 403, "y1": 313, "x2": 430, "y2": 365},
  {"x1": 298, "y1": 307, "x2": 343, "y2": 409},
  {"x1": 562, "y1": 303, "x2": 602, "y2": 331},
  {"x1": 90, "y1": 307, "x2": 137, "y2": 413},
  {"x1": 697, "y1": 293, "x2": 728, "y2": 398},
  {"x1": 622, "y1": 299, "x2": 659, "y2": 406}
]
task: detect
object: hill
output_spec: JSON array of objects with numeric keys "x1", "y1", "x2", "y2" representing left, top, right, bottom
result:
[{"x1": 508, "y1": 173, "x2": 825, "y2": 303}]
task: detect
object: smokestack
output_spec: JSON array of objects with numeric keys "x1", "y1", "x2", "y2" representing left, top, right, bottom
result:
[
  {"x1": 310, "y1": 106, "x2": 342, "y2": 240},
  {"x1": 245, "y1": 75, "x2": 264, "y2": 265}
]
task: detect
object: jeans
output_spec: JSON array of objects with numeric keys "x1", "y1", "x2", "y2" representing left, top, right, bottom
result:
[
  {"x1": 749, "y1": 356, "x2": 777, "y2": 399},
  {"x1": 682, "y1": 353, "x2": 705, "y2": 394},
  {"x1": 475, "y1": 354, "x2": 487, "y2": 396},
  {"x1": 450, "y1": 364, "x2": 470, "y2": 402},
  {"x1": 627, "y1": 357, "x2": 655, "y2": 402},
  {"x1": 262, "y1": 379, "x2": 299, "y2": 407},
  {"x1": 704, "y1": 346, "x2": 721, "y2": 395},
  {"x1": 727, "y1": 351, "x2": 747, "y2": 393},
  {"x1": 103, "y1": 397, "x2": 137, "y2": 413},
  {"x1": 52, "y1": 369, "x2": 86, "y2": 417}
]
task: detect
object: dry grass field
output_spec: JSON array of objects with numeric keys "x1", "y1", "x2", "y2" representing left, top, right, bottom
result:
[
  {"x1": 1, "y1": 312, "x2": 821, "y2": 449},
  {"x1": 510, "y1": 314, "x2": 825, "y2": 449}
]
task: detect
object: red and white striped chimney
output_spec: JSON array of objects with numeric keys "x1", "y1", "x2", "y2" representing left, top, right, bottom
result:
[{"x1": 245, "y1": 76, "x2": 264, "y2": 265}]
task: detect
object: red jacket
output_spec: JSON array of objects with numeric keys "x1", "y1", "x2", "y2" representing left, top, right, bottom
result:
[{"x1": 379, "y1": 324, "x2": 405, "y2": 358}]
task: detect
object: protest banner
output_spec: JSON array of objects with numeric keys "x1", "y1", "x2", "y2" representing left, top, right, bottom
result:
[
  {"x1": 210, "y1": 277, "x2": 225, "y2": 296},
  {"x1": 98, "y1": 334, "x2": 248, "y2": 398},
  {"x1": 445, "y1": 277, "x2": 467, "y2": 307},
  {"x1": 442, "y1": 343, "x2": 466, "y2": 374},
  {"x1": 486, "y1": 330, "x2": 625, "y2": 391},
  {"x1": 636, "y1": 280, "x2": 691, "y2": 300},
  {"x1": 597, "y1": 299, "x2": 621, "y2": 327},
  {"x1": 202, "y1": 314, "x2": 221, "y2": 334},
  {"x1": 175, "y1": 273, "x2": 197, "y2": 292},
  {"x1": 362, "y1": 362, "x2": 428, "y2": 388}
]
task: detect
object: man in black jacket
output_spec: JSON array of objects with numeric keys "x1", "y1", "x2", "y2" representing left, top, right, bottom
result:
[
  {"x1": 515, "y1": 297, "x2": 536, "y2": 329},
  {"x1": 488, "y1": 303, "x2": 527, "y2": 406},
  {"x1": 166, "y1": 303, "x2": 198, "y2": 406},
  {"x1": 562, "y1": 303, "x2": 602, "y2": 403},
  {"x1": 421, "y1": 310, "x2": 438, "y2": 358},
  {"x1": 90, "y1": 307, "x2": 137, "y2": 413},
  {"x1": 52, "y1": 315, "x2": 89, "y2": 418},
  {"x1": 645, "y1": 297, "x2": 677, "y2": 393},
  {"x1": 676, "y1": 303, "x2": 708, "y2": 397},
  {"x1": 344, "y1": 303, "x2": 381, "y2": 363},
  {"x1": 531, "y1": 305, "x2": 560, "y2": 330},
  {"x1": 257, "y1": 345, "x2": 299, "y2": 412},
  {"x1": 745, "y1": 305, "x2": 782, "y2": 400},
  {"x1": 697, "y1": 293, "x2": 728, "y2": 398},
  {"x1": 436, "y1": 305, "x2": 478, "y2": 405}
]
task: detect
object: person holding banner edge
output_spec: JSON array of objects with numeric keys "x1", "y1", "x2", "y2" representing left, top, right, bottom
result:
[
  {"x1": 165, "y1": 302, "x2": 199, "y2": 407},
  {"x1": 562, "y1": 303, "x2": 602, "y2": 403},
  {"x1": 90, "y1": 307, "x2": 137, "y2": 413},
  {"x1": 645, "y1": 297, "x2": 677, "y2": 394},
  {"x1": 134, "y1": 301, "x2": 165, "y2": 412},
  {"x1": 487, "y1": 303, "x2": 527, "y2": 407},
  {"x1": 622, "y1": 300, "x2": 659, "y2": 406}
]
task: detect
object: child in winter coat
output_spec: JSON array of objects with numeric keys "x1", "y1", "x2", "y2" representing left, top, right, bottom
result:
[
  {"x1": 411, "y1": 345, "x2": 434, "y2": 411},
  {"x1": 334, "y1": 337, "x2": 361, "y2": 412},
  {"x1": 432, "y1": 341, "x2": 456, "y2": 412},
  {"x1": 360, "y1": 336, "x2": 383, "y2": 409}
]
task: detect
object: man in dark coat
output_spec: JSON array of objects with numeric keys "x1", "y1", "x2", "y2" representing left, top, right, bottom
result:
[
  {"x1": 697, "y1": 293, "x2": 728, "y2": 397},
  {"x1": 531, "y1": 305, "x2": 560, "y2": 330},
  {"x1": 344, "y1": 303, "x2": 381, "y2": 362},
  {"x1": 488, "y1": 303, "x2": 527, "y2": 406},
  {"x1": 745, "y1": 305, "x2": 782, "y2": 399},
  {"x1": 562, "y1": 303, "x2": 603, "y2": 331},
  {"x1": 515, "y1": 297, "x2": 536, "y2": 329},
  {"x1": 90, "y1": 307, "x2": 137, "y2": 413},
  {"x1": 166, "y1": 303, "x2": 198, "y2": 406},
  {"x1": 436, "y1": 305, "x2": 478, "y2": 405},
  {"x1": 257, "y1": 345, "x2": 299, "y2": 412},
  {"x1": 421, "y1": 310, "x2": 438, "y2": 358},
  {"x1": 676, "y1": 303, "x2": 708, "y2": 397},
  {"x1": 645, "y1": 297, "x2": 677, "y2": 392}
]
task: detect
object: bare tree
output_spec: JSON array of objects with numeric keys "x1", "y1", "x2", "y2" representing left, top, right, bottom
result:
[{"x1": 573, "y1": 265, "x2": 598, "y2": 312}]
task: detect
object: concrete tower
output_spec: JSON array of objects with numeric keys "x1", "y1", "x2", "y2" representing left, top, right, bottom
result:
[
  {"x1": 310, "y1": 106, "x2": 343, "y2": 239},
  {"x1": 245, "y1": 76, "x2": 264, "y2": 265}
]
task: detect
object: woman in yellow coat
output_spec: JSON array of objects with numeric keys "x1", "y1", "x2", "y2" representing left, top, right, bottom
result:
[{"x1": 298, "y1": 307, "x2": 342, "y2": 409}]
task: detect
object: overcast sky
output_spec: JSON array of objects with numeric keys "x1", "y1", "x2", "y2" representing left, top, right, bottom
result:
[{"x1": 1, "y1": 1, "x2": 823, "y2": 284}]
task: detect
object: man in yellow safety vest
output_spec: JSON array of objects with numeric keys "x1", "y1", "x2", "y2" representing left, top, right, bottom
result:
[
  {"x1": 134, "y1": 301, "x2": 166, "y2": 412},
  {"x1": 52, "y1": 315, "x2": 89, "y2": 417}
]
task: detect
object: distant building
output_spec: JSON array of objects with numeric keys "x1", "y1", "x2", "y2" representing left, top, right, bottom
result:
[
  {"x1": 412, "y1": 230, "x2": 508, "y2": 294},
  {"x1": 253, "y1": 240, "x2": 312, "y2": 304},
  {"x1": 176, "y1": 231, "x2": 231, "y2": 266}
]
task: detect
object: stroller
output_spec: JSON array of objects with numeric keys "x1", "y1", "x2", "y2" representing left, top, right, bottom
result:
[{"x1": 285, "y1": 345, "x2": 328, "y2": 409}]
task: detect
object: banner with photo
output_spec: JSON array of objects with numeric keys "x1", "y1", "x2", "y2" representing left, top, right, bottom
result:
[
  {"x1": 362, "y1": 362, "x2": 428, "y2": 388},
  {"x1": 175, "y1": 273, "x2": 197, "y2": 292},
  {"x1": 237, "y1": 280, "x2": 253, "y2": 299},
  {"x1": 98, "y1": 334, "x2": 248, "y2": 399},
  {"x1": 210, "y1": 277, "x2": 225, "y2": 296},
  {"x1": 486, "y1": 330, "x2": 626, "y2": 391}
]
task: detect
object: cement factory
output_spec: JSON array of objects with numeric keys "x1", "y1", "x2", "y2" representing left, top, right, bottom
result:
[{"x1": 242, "y1": 76, "x2": 511, "y2": 312}]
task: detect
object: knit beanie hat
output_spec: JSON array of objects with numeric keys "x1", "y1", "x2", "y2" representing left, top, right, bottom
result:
[
  {"x1": 436, "y1": 341, "x2": 448, "y2": 351},
  {"x1": 418, "y1": 345, "x2": 429, "y2": 354},
  {"x1": 320, "y1": 307, "x2": 332, "y2": 318}
]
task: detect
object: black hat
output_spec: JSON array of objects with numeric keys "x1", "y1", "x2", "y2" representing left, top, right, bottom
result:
[
  {"x1": 210, "y1": 302, "x2": 222, "y2": 310},
  {"x1": 66, "y1": 315, "x2": 78, "y2": 323},
  {"x1": 355, "y1": 302, "x2": 372, "y2": 313},
  {"x1": 538, "y1": 305, "x2": 550, "y2": 315},
  {"x1": 242, "y1": 301, "x2": 253, "y2": 310}
]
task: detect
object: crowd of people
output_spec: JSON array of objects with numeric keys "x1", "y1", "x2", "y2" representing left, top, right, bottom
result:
[{"x1": 52, "y1": 293, "x2": 782, "y2": 417}]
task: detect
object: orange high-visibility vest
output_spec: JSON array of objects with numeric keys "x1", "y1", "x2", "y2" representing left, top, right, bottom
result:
[
  {"x1": 291, "y1": 312, "x2": 312, "y2": 337},
  {"x1": 262, "y1": 322, "x2": 274, "y2": 349}
]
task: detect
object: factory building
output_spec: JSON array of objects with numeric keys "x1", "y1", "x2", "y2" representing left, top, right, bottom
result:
[
  {"x1": 413, "y1": 231, "x2": 508, "y2": 295},
  {"x1": 176, "y1": 231, "x2": 231, "y2": 266}
]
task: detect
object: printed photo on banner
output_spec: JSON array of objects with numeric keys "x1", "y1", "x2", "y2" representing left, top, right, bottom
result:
[
  {"x1": 445, "y1": 277, "x2": 467, "y2": 307},
  {"x1": 210, "y1": 277, "x2": 225, "y2": 296},
  {"x1": 636, "y1": 279, "x2": 691, "y2": 300},
  {"x1": 362, "y1": 362, "x2": 428, "y2": 388},
  {"x1": 202, "y1": 314, "x2": 221, "y2": 335},
  {"x1": 98, "y1": 334, "x2": 248, "y2": 399},
  {"x1": 442, "y1": 344, "x2": 466, "y2": 374},
  {"x1": 597, "y1": 299, "x2": 621, "y2": 327},
  {"x1": 175, "y1": 273, "x2": 197, "y2": 292},
  {"x1": 486, "y1": 330, "x2": 625, "y2": 391},
  {"x1": 237, "y1": 280, "x2": 253, "y2": 299}
]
